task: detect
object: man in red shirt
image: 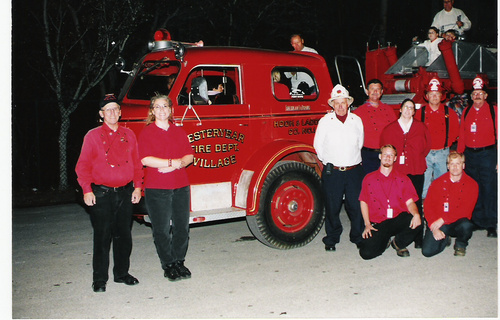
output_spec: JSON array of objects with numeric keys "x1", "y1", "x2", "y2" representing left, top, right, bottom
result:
[
  {"x1": 457, "y1": 76, "x2": 497, "y2": 238},
  {"x1": 358, "y1": 144, "x2": 422, "y2": 259},
  {"x1": 415, "y1": 78, "x2": 459, "y2": 200},
  {"x1": 354, "y1": 79, "x2": 397, "y2": 174},
  {"x1": 422, "y1": 151, "x2": 478, "y2": 257},
  {"x1": 76, "y1": 94, "x2": 143, "y2": 292}
]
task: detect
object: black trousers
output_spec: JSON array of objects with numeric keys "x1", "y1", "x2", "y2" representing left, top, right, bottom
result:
[
  {"x1": 88, "y1": 183, "x2": 134, "y2": 282},
  {"x1": 321, "y1": 165, "x2": 364, "y2": 246},
  {"x1": 464, "y1": 147, "x2": 498, "y2": 229},
  {"x1": 359, "y1": 212, "x2": 422, "y2": 260}
]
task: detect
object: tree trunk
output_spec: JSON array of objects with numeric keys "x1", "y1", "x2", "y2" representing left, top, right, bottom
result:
[{"x1": 58, "y1": 107, "x2": 71, "y2": 191}]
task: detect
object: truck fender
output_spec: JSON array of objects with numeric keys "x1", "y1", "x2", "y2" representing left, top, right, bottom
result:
[{"x1": 237, "y1": 140, "x2": 321, "y2": 216}]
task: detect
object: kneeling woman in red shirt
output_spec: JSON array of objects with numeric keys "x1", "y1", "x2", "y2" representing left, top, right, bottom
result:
[{"x1": 139, "y1": 94, "x2": 194, "y2": 281}]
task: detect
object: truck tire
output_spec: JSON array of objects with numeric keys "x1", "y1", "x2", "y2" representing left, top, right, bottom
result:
[{"x1": 246, "y1": 161, "x2": 325, "y2": 249}]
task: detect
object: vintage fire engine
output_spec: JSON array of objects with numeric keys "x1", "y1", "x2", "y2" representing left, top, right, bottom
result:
[{"x1": 117, "y1": 29, "x2": 334, "y2": 249}]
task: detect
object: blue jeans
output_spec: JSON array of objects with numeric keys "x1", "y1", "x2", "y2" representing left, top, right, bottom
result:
[
  {"x1": 88, "y1": 183, "x2": 134, "y2": 282},
  {"x1": 145, "y1": 187, "x2": 191, "y2": 269},
  {"x1": 321, "y1": 165, "x2": 364, "y2": 246},
  {"x1": 422, "y1": 218, "x2": 474, "y2": 257},
  {"x1": 423, "y1": 148, "x2": 449, "y2": 199},
  {"x1": 464, "y1": 147, "x2": 498, "y2": 229}
]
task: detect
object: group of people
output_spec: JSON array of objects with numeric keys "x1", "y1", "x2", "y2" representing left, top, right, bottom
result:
[
  {"x1": 76, "y1": 94, "x2": 194, "y2": 292},
  {"x1": 416, "y1": 0, "x2": 471, "y2": 66},
  {"x1": 314, "y1": 75, "x2": 496, "y2": 261}
]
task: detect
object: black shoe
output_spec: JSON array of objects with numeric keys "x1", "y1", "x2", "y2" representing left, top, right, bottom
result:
[
  {"x1": 92, "y1": 281, "x2": 106, "y2": 293},
  {"x1": 164, "y1": 264, "x2": 181, "y2": 281},
  {"x1": 391, "y1": 240, "x2": 410, "y2": 257},
  {"x1": 175, "y1": 261, "x2": 192, "y2": 279},
  {"x1": 325, "y1": 245, "x2": 336, "y2": 251},
  {"x1": 487, "y1": 228, "x2": 497, "y2": 238},
  {"x1": 114, "y1": 274, "x2": 139, "y2": 286}
]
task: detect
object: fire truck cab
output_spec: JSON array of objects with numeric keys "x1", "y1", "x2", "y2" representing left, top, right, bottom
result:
[{"x1": 118, "y1": 30, "x2": 334, "y2": 249}]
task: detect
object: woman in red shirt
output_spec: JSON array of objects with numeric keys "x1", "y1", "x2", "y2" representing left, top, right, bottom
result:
[{"x1": 138, "y1": 95, "x2": 194, "y2": 282}]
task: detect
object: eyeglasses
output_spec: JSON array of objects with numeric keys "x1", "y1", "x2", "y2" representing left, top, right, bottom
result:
[
  {"x1": 472, "y1": 92, "x2": 485, "y2": 96},
  {"x1": 102, "y1": 107, "x2": 120, "y2": 114},
  {"x1": 402, "y1": 105, "x2": 415, "y2": 110},
  {"x1": 153, "y1": 104, "x2": 170, "y2": 110}
]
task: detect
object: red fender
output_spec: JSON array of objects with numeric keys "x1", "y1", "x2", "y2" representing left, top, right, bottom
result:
[{"x1": 240, "y1": 140, "x2": 319, "y2": 216}]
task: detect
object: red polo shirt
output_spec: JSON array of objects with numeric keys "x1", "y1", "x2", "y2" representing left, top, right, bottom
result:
[
  {"x1": 423, "y1": 171, "x2": 478, "y2": 226},
  {"x1": 138, "y1": 123, "x2": 194, "y2": 190},
  {"x1": 354, "y1": 101, "x2": 397, "y2": 149},
  {"x1": 359, "y1": 168, "x2": 418, "y2": 223},
  {"x1": 414, "y1": 104, "x2": 460, "y2": 150},
  {"x1": 457, "y1": 102, "x2": 497, "y2": 152},
  {"x1": 76, "y1": 123, "x2": 143, "y2": 194}
]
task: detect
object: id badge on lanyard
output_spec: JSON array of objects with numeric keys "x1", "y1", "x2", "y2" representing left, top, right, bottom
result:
[{"x1": 387, "y1": 199, "x2": 393, "y2": 218}]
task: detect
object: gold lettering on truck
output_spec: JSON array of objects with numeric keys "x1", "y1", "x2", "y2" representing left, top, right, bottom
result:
[{"x1": 188, "y1": 129, "x2": 245, "y2": 169}]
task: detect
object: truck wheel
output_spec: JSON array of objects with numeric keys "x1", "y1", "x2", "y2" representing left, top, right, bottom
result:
[{"x1": 247, "y1": 161, "x2": 324, "y2": 249}]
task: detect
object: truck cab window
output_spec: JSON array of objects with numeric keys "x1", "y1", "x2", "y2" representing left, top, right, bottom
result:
[
  {"x1": 272, "y1": 67, "x2": 318, "y2": 101},
  {"x1": 126, "y1": 60, "x2": 180, "y2": 100},
  {"x1": 178, "y1": 66, "x2": 241, "y2": 105}
]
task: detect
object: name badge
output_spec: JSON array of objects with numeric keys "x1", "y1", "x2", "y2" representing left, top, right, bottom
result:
[
  {"x1": 471, "y1": 122, "x2": 477, "y2": 133},
  {"x1": 444, "y1": 202, "x2": 449, "y2": 212},
  {"x1": 387, "y1": 207, "x2": 393, "y2": 218},
  {"x1": 399, "y1": 155, "x2": 405, "y2": 165}
]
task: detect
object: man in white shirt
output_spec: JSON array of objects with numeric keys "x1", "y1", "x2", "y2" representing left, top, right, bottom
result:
[
  {"x1": 313, "y1": 84, "x2": 364, "y2": 251},
  {"x1": 290, "y1": 34, "x2": 318, "y2": 54},
  {"x1": 431, "y1": 0, "x2": 471, "y2": 36}
]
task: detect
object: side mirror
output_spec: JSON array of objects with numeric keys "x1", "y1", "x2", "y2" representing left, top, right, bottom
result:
[{"x1": 115, "y1": 57, "x2": 133, "y2": 75}]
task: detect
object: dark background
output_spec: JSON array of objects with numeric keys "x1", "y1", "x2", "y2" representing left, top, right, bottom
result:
[{"x1": 11, "y1": 0, "x2": 498, "y2": 206}]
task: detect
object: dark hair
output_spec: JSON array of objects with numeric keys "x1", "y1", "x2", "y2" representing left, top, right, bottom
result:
[
  {"x1": 445, "y1": 29, "x2": 457, "y2": 36},
  {"x1": 429, "y1": 26, "x2": 440, "y2": 34},
  {"x1": 399, "y1": 98, "x2": 416, "y2": 110},
  {"x1": 367, "y1": 79, "x2": 383, "y2": 90}
]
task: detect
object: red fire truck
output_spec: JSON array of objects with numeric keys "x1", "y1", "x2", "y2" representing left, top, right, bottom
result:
[{"x1": 117, "y1": 30, "x2": 334, "y2": 249}]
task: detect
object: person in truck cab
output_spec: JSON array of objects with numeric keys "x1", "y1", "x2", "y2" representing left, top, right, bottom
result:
[
  {"x1": 314, "y1": 84, "x2": 364, "y2": 252},
  {"x1": 138, "y1": 94, "x2": 195, "y2": 282}
]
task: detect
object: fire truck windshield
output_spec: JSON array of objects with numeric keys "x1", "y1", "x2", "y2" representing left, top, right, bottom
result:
[{"x1": 127, "y1": 60, "x2": 181, "y2": 100}]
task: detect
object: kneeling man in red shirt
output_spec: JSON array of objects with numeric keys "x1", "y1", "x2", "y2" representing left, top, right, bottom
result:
[{"x1": 422, "y1": 151, "x2": 478, "y2": 257}]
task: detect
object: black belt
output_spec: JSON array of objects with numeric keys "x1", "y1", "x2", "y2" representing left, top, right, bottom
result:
[
  {"x1": 92, "y1": 181, "x2": 133, "y2": 192},
  {"x1": 333, "y1": 164, "x2": 360, "y2": 171},
  {"x1": 465, "y1": 145, "x2": 496, "y2": 152},
  {"x1": 362, "y1": 147, "x2": 379, "y2": 152}
]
